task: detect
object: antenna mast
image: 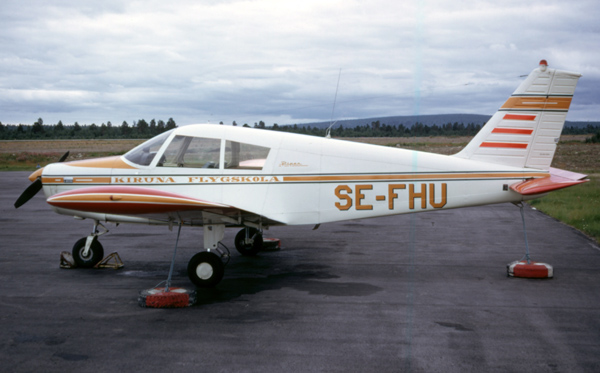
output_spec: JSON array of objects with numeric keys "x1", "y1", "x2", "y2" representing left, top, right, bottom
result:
[{"x1": 326, "y1": 68, "x2": 342, "y2": 138}]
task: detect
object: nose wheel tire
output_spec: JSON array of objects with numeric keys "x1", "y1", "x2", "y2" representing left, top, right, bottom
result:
[
  {"x1": 72, "y1": 237, "x2": 104, "y2": 268},
  {"x1": 234, "y1": 228, "x2": 263, "y2": 256},
  {"x1": 187, "y1": 252, "x2": 224, "y2": 288}
]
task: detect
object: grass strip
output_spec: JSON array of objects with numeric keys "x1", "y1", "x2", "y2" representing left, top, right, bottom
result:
[{"x1": 529, "y1": 175, "x2": 600, "y2": 244}]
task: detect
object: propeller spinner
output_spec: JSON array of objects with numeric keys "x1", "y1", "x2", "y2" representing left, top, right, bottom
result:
[{"x1": 14, "y1": 151, "x2": 69, "y2": 208}]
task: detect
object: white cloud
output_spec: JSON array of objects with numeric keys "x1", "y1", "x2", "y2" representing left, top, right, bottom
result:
[{"x1": 1, "y1": 0, "x2": 598, "y2": 126}]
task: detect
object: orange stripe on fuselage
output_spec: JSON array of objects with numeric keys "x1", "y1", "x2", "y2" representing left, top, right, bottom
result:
[
  {"x1": 42, "y1": 172, "x2": 549, "y2": 185},
  {"x1": 282, "y1": 172, "x2": 546, "y2": 182}
]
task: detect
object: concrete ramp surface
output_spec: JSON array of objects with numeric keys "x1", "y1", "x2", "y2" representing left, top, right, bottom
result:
[{"x1": 2, "y1": 171, "x2": 600, "y2": 372}]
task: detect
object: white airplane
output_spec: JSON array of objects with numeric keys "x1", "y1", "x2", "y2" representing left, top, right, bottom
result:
[{"x1": 15, "y1": 60, "x2": 588, "y2": 288}]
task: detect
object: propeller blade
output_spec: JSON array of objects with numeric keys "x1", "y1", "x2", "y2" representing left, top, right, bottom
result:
[
  {"x1": 58, "y1": 151, "x2": 70, "y2": 162},
  {"x1": 14, "y1": 178, "x2": 43, "y2": 208}
]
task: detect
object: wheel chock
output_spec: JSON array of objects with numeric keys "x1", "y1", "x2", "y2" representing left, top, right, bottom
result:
[
  {"x1": 507, "y1": 260, "x2": 553, "y2": 279},
  {"x1": 60, "y1": 251, "x2": 77, "y2": 269},
  {"x1": 263, "y1": 238, "x2": 281, "y2": 251},
  {"x1": 94, "y1": 252, "x2": 124, "y2": 269},
  {"x1": 138, "y1": 287, "x2": 196, "y2": 308}
]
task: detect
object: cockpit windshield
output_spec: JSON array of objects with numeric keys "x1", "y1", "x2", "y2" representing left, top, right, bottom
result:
[
  {"x1": 123, "y1": 130, "x2": 173, "y2": 166},
  {"x1": 124, "y1": 128, "x2": 271, "y2": 169}
]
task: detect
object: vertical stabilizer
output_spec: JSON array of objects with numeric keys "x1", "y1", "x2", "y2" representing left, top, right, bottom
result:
[{"x1": 454, "y1": 60, "x2": 581, "y2": 170}]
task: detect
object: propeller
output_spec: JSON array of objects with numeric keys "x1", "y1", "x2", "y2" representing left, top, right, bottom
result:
[{"x1": 14, "y1": 151, "x2": 69, "y2": 208}]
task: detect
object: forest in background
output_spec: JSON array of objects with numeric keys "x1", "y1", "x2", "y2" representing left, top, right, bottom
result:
[{"x1": 0, "y1": 117, "x2": 599, "y2": 140}]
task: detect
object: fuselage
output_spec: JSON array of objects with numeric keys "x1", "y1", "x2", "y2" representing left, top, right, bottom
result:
[{"x1": 40, "y1": 124, "x2": 547, "y2": 227}]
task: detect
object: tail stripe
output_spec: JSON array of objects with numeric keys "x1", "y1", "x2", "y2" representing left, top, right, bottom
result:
[
  {"x1": 480, "y1": 142, "x2": 528, "y2": 149},
  {"x1": 491, "y1": 128, "x2": 534, "y2": 135},
  {"x1": 502, "y1": 114, "x2": 537, "y2": 121}
]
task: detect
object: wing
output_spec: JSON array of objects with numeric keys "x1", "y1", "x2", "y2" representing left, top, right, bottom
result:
[{"x1": 46, "y1": 185, "x2": 282, "y2": 226}]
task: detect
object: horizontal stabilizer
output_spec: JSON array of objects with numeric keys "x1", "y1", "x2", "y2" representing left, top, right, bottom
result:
[{"x1": 510, "y1": 167, "x2": 588, "y2": 195}]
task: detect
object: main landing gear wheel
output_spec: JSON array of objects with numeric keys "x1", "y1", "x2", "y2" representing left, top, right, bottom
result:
[
  {"x1": 187, "y1": 252, "x2": 224, "y2": 288},
  {"x1": 234, "y1": 228, "x2": 263, "y2": 256},
  {"x1": 72, "y1": 237, "x2": 104, "y2": 268}
]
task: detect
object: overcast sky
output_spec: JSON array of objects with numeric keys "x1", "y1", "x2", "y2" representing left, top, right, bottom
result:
[{"x1": 1, "y1": 0, "x2": 598, "y2": 127}]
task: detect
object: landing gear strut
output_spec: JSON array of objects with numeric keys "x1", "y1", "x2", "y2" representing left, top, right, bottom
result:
[{"x1": 186, "y1": 223, "x2": 266, "y2": 287}]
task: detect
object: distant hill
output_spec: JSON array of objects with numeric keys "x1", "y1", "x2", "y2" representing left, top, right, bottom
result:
[{"x1": 290, "y1": 114, "x2": 599, "y2": 129}]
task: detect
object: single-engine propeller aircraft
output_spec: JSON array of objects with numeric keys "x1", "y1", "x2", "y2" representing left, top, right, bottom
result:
[{"x1": 15, "y1": 60, "x2": 588, "y2": 287}]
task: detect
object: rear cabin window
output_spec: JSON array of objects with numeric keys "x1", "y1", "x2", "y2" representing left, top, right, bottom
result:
[
  {"x1": 225, "y1": 141, "x2": 270, "y2": 170},
  {"x1": 159, "y1": 136, "x2": 221, "y2": 168}
]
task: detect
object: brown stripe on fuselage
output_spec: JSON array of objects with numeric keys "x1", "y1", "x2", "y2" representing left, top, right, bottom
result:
[{"x1": 500, "y1": 96, "x2": 572, "y2": 111}]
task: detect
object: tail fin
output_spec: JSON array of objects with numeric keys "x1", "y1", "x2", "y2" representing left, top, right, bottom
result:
[{"x1": 454, "y1": 60, "x2": 581, "y2": 170}]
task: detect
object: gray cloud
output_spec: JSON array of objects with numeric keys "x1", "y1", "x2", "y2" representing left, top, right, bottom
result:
[{"x1": 1, "y1": 0, "x2": 598, "y2": 127}]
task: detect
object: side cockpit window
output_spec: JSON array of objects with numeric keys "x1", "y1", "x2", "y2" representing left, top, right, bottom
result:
[
  {"x1": 225, "y1": 141, "x2": 270, "y2": 170},
  {"x1": 153, "y1": 133, "x2": 271, "y2": 170},
  {"x1": 159, "y1": 135, "x2": 221, "y2": 168}
]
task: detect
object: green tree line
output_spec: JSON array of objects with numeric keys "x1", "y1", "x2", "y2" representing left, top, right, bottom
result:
[
  {"x1": 0, "y1": 118, "x2": 177, "y2": 140},
  {"x1": 267, "y1": 120, "x2": 483, "y2": 137},
  {"x1": 1, "y1": 117, "x2": 597, "y2": 140},
  {"x1": 261, "y1": 121, "x2": 600, "y2": 138}
]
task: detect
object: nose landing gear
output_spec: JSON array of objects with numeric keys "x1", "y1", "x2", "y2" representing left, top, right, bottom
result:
[{"x1": 72, "y1": 220, "x2": 108, "y2": 268}]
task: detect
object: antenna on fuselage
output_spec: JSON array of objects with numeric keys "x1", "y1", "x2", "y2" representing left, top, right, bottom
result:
[{"x1": 325, "y1": 68, "x2": 342, "y2": 139}]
